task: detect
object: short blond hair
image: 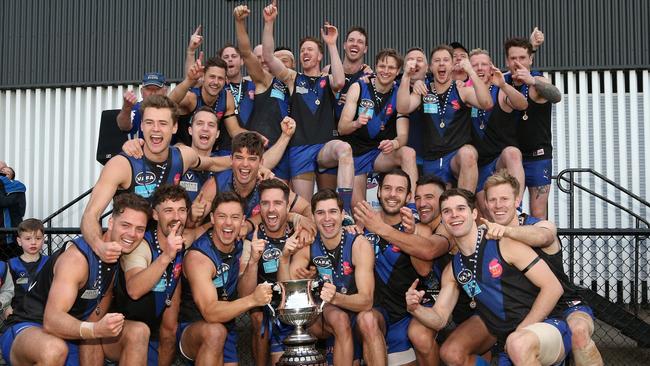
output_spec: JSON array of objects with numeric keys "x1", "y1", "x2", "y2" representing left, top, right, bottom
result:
[
  {"x1": 484, "y1": 169, "x2": 520, "y2": 197},
  {"x1": 469, "y1": 48, "x2": 491, "y2": 59}
]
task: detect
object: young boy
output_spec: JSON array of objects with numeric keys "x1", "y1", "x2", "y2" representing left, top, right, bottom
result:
[{"x1": 2, "y1": 218, "x2": 48, "y2": 319}]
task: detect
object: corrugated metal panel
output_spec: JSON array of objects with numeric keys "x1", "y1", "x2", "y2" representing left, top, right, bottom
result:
[
  {"x1": 1, "y1": 70, "x2": 648, "y2": 228},
  {"x1": 1, "y1": 0, "x2": 649, "y2": 88}
]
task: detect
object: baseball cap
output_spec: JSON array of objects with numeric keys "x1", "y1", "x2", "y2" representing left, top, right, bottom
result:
[
  {"x1": 142, "y1": 72, "x2": 165, "y2": 87},
  {"x1": 449, "y1": 42, "x2": 469, "y2": 55}
]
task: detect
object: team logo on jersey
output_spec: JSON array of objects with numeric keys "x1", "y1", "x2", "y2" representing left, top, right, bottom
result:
[
  {"x1": 422, "y1": 94, "x2": 437, "y2": 104},
  {"x1": 184, "y1": 172, "x2": 195, "y2": 181},
  {"x1": 216, "y1": 111, "x2": 224, "y2": 120},
  {"x1": 312, "y1": 255, "x2": 332, "y2": 268},
  {"x1": 489, "y1": 258, "x2": 503, "y2": 278},
  {"x1": 359, "y1": 98, "x2": 374, "y2": 110},
  {"x1": 319, "y1": 78, "x2": 327, "y2": 88},
  {"x1": 172, "y1": 262, "x2": 182, "y2": 280},
  {"x1": 135, "y1": 171, "x2": 156, "y2": 185},
  {"x1": 451, "y1": 99, "x2": 460, "y2": 110},
  {"x1": 262, "y1": 247, "x2": 282, "y2": 261},
  {"x1": 216, "y1": 263, "x2": 230, "y2": 277},
  {"x1": 173, "y1": 173, "x2": 181, "y2": 185},
  {"x1": 386, "y1": 104, "x2": 393, "y2": 116},
  {"x1": 342, "y1": 261, "x2": 353, "y2": 275},
  {"x1": 364, "y1": 233, "x2": 380, "y2": 247},
  {"x1": 457, "y1": 268, "x2": 472, "y2": 284}
]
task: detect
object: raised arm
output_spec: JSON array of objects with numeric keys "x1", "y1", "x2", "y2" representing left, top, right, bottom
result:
[
  {"x1": 116, "y1": 91, "x2": 138, "y2": 132},
  {"x1": 492, "y1": 65, "x2": 528, "y2": 111},
  {"x1": 457, "y1": 59, "x2": 493, "y2": 110},
  {"x1": 512, "y1": 60, "x2": 561, "y2": 104},
  {"x1": 337, "y1": 82, "x2": 365, "y2": 136},
  {"x1": 169, "y1": 52, "x2": 203, "y2": 115},
  {"x1": 407, "y1": 264, "x2": 459, "y2": 330},
  {"x1": 184, "y1": 25, "x2": 203, "y2": 78},
  {"x1": 397, "y1": 61, "x2": 422, "y2": 114},
  {"x1": 322, "y1": 23, "x2": 345, "y2": 92},
  {"x1": 238, "y1": 230, "x2": 265, "y2": 296},
  {"x1": 261, "y1": 0, "x2": 296, "y2": 88},
  {"x1": 262, "y1": 117, "x2": 295, "y2": 169},
  {"x1": 178, "y1": 144, "x2": 231, "y2": 173},
  {"x1": 234, "y1": 5, "x2": 271, "y2": 88}
]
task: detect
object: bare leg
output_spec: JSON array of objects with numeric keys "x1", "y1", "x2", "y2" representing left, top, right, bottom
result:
[
  {"x1": 101, "y1": 320, "x2": 150, "y2": 366},
  {"x1": 355, "y1": 309, "x2": 387, "y2": 366},
  {"x1": 179, "y1": 321, "x2": 228, "y2": 366},
  {"x1": 451, "y1": 145, "x2": 479, "y2": 192},
  {"x1": 317, "y1": 140, "x2": 354, "y2": 190},
  {"x1": 374, "y1": 147, "x2": 418, "y2": 199},
  {"x1": 528, "y1": 185, "x2": 550, "y2": 219},
  {"x1": 440, "y1": 315, "x2": 495, "y2": 366},
  {"x1": 496, "y1": 146, "x2": 525, "y2": 203},
  {"x1": 10, "y1": 327, "x2": 68, "y2": 366},
  {"x1": 316, "y1": 172, "x2": 337, "y2": 190},
  {"x1": 505, "y1": 329, "x2": 542, "y2": 366},
  {"x1": 291, "y1": 173, "x2": 316, "y2": 201},
  {"x1": 250, "y1": 311, "x2": 270, "y2": 366},
  {"x1": 352, "y1": 174, "x2": 368, "y2": 209},
  {"x1": 567, "y1": 311, "x2": 603, "y2": 366},
  {"x1": 408, "y1": 317, "x2": 439, "y2": 366}
]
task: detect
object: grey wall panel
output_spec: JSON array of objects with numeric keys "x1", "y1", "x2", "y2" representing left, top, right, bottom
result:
[{"x1": 1, "y1": 0, "x2": 648, "y2": 89}]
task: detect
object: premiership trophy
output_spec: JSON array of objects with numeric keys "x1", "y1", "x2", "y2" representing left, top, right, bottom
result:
[{"x1": 267, "y1": 279, "x2": 327, "y2": 366}]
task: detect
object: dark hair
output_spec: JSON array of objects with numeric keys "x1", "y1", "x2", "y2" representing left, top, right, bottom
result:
[
  {"x1": 429, "y1": 44, "x2": 454, "y2": 61},
  {"x1": 191, "y1": 106, "x2": 218, "y2": 125},
  {"x1": 416, "y1": 175, "x2": 447, "y2": 193},
  {"x1": 311, "y1": 189, "x2": 343, "y2": 214},
  {"x1": 151, "y1": 184, "x2": 191, "y2": 210},
  {"x1": 139, "y1": 94, "x2": 179, "y2": 124},
  {"x1": 345, "y1": 26, "x2": 368, "y2": 46},
  {"x1": 439, "y1": 188, "x2": 477, "y2": 211},
  {"x1": 112, "y1": 193, "x2": 152, "y2": 219},
  {"x1": 378, "y1": 168, "x2": 412, "y2": 197},
  {"x1": 17, "y1": 218, "x2": 44, "y2": 235},
  {"x1": 274, "y1": 46, "x2": 293, "y2": 53},
  {"x1": 299, "y1": 37, "x2": 324, "y2": 54},
  {"x1": 218, "y1": 43, "x2": 241, "y2": 58},
  {"x1": 375, "y1": 48, "x2": 403, "y2": 69},
  {"x1": 231, "y1": 131, "x2": 265, "y2": 158},
  {"x1": 259, "y1": 178, "x2": 290, "y2": 203},
  {"x1": 211, "y1": 191, "x2": 246, "y2": 214},
  {"x1": 205, "y1": 56, "x2": 228, "y2": 72},
  {"x1": 504, "y1": 37, "x2": 533, "y2": 56}
]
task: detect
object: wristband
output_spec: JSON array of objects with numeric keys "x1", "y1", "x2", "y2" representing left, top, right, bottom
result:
[{"x1": 80, "y1": 321, "x2": 95, "y2": 339}]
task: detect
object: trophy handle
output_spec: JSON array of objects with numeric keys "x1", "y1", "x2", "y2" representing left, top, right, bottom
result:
[{"x1": 267, "y1": 282, "x2": 282, "y2": 318}]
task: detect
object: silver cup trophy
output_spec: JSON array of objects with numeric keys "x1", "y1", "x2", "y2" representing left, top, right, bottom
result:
[{"x1": 267, "y1": 279, "x2": 327, "y2": 366}]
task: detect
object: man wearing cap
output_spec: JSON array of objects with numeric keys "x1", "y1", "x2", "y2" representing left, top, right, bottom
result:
[{"x1": 117, "y1": 72, "x2": 169, "y2": 139}]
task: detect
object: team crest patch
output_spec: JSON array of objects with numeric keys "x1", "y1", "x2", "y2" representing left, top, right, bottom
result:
[
  {"x1": 342, "y1": 261, "x2": 353, "y2": 275},
  {"x1": 489, "y1": 258, "x2": 503, "y2": 278},
  {"x1": 451, "y1": 99, "x2": 460, "y2": 110},
  {"x1": 386, "y1": 104, "x2": 393, "y2": 116},
  {"x1": 319, "y1": 79, "x2": 326, "y2": 88},
  {"x1": 173, "y1": 173, "x2": 181, "y2": 185},
  {"x1": 173, "y1": 262, "x2": 182, "y2": 279}
]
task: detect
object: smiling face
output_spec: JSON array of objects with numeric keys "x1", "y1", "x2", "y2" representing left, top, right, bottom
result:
[
  {"x1": 415, "y1": 183, "x2": 444, "y2": 225},
  {"x1": 343, "y1": 30, "x2": 367, "y2": 63},
  {"x1": 405, "y1": 49, "x2": 427, "y2": 81},
  {"x1": 430, "y1": 49, "x2": 453, "y2": 85},
  {"x1": 299, "y1": 40, "x2": 323, "y2": 71},
  {"x1": 485, "y1": 183, "x2": 520, "y2": 226},
  {"x1": 470, "y1": 53, "x2": 492, "y2": 84},
  {"x1": 108, "y1": 208, "x2": 148, "y2": 254},
  {"x1": 260, "y1": 187, "x2": 289, "y2": 234},
  {"x1": 202, "y1": 66, "x2": 227, "y2": 98},
  {"x1": 153, "y1": 198, "x2": 188, "y2": 237},
  {"x1": 375, "y1": 55, "x2": 400, "y2": 87},
  {"x1": 440, "y1": 195, "x2": 477, "y2": 239},
  {"x1": 189, "y1": 110, "x2": 219, "y2": 151},
  {"x1": 141, "y1": 107, "x2": 177, "y2": 156},
  {"x1": 211, "y1": 201, "x2": 245, "y2": 246},
  {"x1": 314, "y1": 198, "x2": 343, "y2": 240},
  {"x1": 231, "y1": 147, "x2": 262, "y2": 186},
  {"x1": 378, "y1": 174, "x2": 410, "y2": 216}
]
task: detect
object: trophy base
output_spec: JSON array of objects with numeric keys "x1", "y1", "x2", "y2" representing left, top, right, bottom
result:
[{"x1": 277, "y1": 343, "x2": 327, "y2": 366}]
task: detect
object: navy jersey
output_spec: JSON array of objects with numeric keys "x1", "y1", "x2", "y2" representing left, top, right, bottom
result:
[
  {"x1": 506, "y1": 71, "x2": 553, "y2": 161},
  {"x1": 113, "y1": 231, "x2": 184, "y2": 340},
  {"x1": 247, "y1": 78, "x2": 291, "y2": 147},
  {"x1": 365, "y1": 224, "x2": 418, "y2": 323},
  {"x1": 8, "y1": 255, "x2": 48, "y2": 312},
  {"x1": 128, "y1": 101, "x2": 143, "y2": 139},
  {"x1": 343, "y1": 80, "x2": 399, "y2": 156},
  {"x1": 179, "y1": 234, "x2": 243, "y2": 324},
  {"x1": 451, "y1": 234, "x2": 561, "y2": 342},
  {"x1": 218, "y1": 80, "x2": 256, "y2": 152},
  {"x1": 334, "y1": 69, "x2": 367, "y2": 121},
  {"x1": 253, "y1": 223, "x2": 294, "y2": 284},
  {"x1": 420, "y1": 82, "x2": 472, "y2": 160},
  {"x1": 519, "y1": 213, "x2": 583, "y2": 306},
  {"x1": 216, "y1": 170, "x2": 261, "y2": 217},
  {"x1": 119, "y1": 146, "x2": 184, "y2": 200},
  {"x1": 9, "y1": 238, "x2": 117, "y2": 325},
  {"x1": 290, "y1": 74, "x2": 337, "y2": 146},
  {"x1": 179, "y1": 151, "x2": 220, "y2": 201},
  {"x1": 310, "y1": 231, "x2": 358, "y2": 295}
]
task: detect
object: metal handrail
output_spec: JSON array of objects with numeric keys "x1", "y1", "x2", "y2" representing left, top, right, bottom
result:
[{"x1": 42, "y1": 187, "x2": 94, "y2": 225}]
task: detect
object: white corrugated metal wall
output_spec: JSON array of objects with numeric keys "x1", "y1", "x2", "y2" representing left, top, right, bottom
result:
[{"x1": 1, "y1": 70, "x2": 649, "y2": 228}]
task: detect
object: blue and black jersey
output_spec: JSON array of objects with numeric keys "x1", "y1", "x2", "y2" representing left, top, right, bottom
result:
[
  {"x1": 8, "y1": 237, "x2": 117, "y2": 326},
  {"x1": 119, "y1": 146, "x2": 184, "y2": 200},
  {"x1": 420, "y1": 82, "x2": 472, "y2": 160},
  {"x1": 218, "y1": 80, "x2": 256, "y2": 153},
  {"x1": 113, "y1": 231, "x2": 184, "y2": 340},
  {"x1": 247, "y1": 78, "x2": 291, "y2": 147},
  {"x1": 365, "y1": 224, "x2": 418, "y2": 323},
  {"x1": 179, "y1": 234, "x2": 243, "y2": 324},
  {"x1": 128, "y1": 101, "x2": 143, "y2": 139},
  {"x1": 179, "y1": 151, "x2": 220, "y2": 202},
  {"x1": 290, "y1": 74, "x2": 337, "y2": 146},
  {"x1": 310, "y1": 231, "x2": 358, "y2": 295},
  {"x1": 216, "y1": 170, "x2": 261, "y2": 217},
  {"x1": 334, "y1": 69, "x2": 367, "y2": 121},
  {"x1": 252, "y1": 223, "x2": 294, "y2": 285},
  {"x1": 8, "y1": 255, "x2": 48, "y2": 313},
  {"x1": 175, "y1": 87, "x2": 229, "y2": 148},
  {"x1": 343, "y1": 80, "x2": 399, "y2": 156}
]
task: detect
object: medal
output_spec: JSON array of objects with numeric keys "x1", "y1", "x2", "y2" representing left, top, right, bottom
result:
[
  {"x1": 234, "y1": 108, "x2": 239, "y2": 115},
  {"x1": 95, "y1": 306, "x2": 101, "y2": 316},
  {"x1": 380, "y1": 124, "x2": 385, "y2": 131},
  {"x1": 522, "y1": 112, "x2": 528, "y2": 121},
  {"x1": 341, "y1": 287, "x2": 347, "y2": 294},
  {"x1": 469, "y1": 299, "x2": 477, "y2": 309},
  {"x1": 165, "y1": 295, "x2": 172, "y2": 306},
  {"x1": 315, "y1": 99, "x2": 320, "y2": 106},
  {"x1": 440, "y1": 120, "x2": 445, "y2": 128},
  {"x1": 479, "y1": 122, "x2": 485, "y2": 130}
]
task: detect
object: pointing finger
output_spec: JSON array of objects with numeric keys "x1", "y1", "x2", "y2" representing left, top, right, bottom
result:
[
  {"x1": 194, "y1": 25, "x2": 202, "y2": 35},
  {"x1": 408, "y1": 278, "x2": 419, "y2": 291}
]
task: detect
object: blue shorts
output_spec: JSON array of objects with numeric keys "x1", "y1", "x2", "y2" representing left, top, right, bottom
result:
[
  {"x1": 563, "y1": 303, "x2": 594, "y2": 320},
  {"x1": 214, "y1": 149, "x2": 231, "y2": 157},
  {"x1": 289, "y1": 144, "x2": 324, "y2": 178},
  {"x1": 354, "y1": 149, "x2": 381, "y2": 175},
  {"x1": 477, "y1": 157, "x2": 499, "y2": 192},
  {"x1": 523, "y1": 159, "x2": 552, "y2": 187},
  {"x1": 1, "y1": 322, "x2": 80, "y2": 366},
  {"x1": 422, "y1": 149, "x2": 459, "y2": 184},
  {"x1": 496, "y1": 318, "x2": 572, "y2": 366},
  {"x1": 269, "y1": 322, "x2": 294, "y2": 354},
  {"x1": 177, "y1": 321, "x2": 238, "y2": 363},
  {"x1": 272, "y1": 150, "x2": 291, "y2": 180},
  {"x1": 375, "y1": 307, "x2": 413, "y2": 354}
]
